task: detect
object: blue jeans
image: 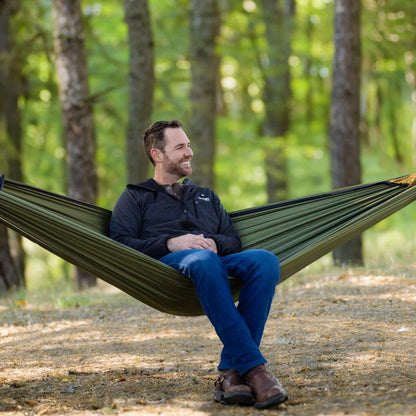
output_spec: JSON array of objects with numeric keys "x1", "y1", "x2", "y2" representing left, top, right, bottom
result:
[{"x1": 159, "y1": 249, "x2": 280, "y2": 375}]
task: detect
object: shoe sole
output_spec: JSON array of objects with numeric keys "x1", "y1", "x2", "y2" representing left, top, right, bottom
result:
[
  {"x1": 214, "y1": 390, "x2": 254, "y2": 406},
  {"x1": 254, "y1": 393, "x2": 288, "y2": 409}
]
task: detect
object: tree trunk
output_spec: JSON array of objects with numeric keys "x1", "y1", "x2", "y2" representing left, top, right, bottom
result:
[
  {"x1": 0, "y1": 0, "x2": 22, "y2": 293},
  {"x1": 261, "y1": 0, "x2": 293, "y2": 202},
  {"x1": 0, "y1": 226, "x2": 20, "y2": 294},
  {"x1": 388, "y1": 99, "x2": 404, "y2": 166},
  {"x1": 404, "y1": 52, "x2": 416, "y2": 169},
  {"x1": 124, "y1": 0, "x2": 154, "y2": 183},
  {"x1": 189, "y1": 0, "x2": 219, "y2": 189},
  {"x1": 329, "y1": 0, "x2": 363, "y2": 266},
  {"x1": 52, "y1": 0, "x2": 98, "y2": 288},
  {"x1": 304, "y1": 5, "x2": 314, "y2": 128},
  {"x1": 5, "y1": 17, "x2": 26, "y2": 284}
]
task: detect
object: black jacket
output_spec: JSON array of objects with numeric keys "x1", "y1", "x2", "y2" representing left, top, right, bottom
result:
[{"x1": 109, "y1": 178, "x2": 242, "y2": 259}]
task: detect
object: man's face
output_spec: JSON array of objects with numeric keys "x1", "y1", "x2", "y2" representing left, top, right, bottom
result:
[{"x1": 160, "y1": 127, "x2": 193, "y2": 179}]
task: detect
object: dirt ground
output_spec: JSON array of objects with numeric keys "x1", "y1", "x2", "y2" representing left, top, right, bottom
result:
[{"x1": 0, "y1": 270, "x2": 415, "y2": 416}]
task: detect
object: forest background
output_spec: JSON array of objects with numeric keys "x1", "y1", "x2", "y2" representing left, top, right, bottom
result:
[{"x1": 0, "y1": 0, "x2": 415, "y2": 294}]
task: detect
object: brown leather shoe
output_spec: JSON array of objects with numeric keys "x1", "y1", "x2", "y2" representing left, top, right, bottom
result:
[
  {"x1": 214, "y1": 369, "x2": 254, "y2": 405},
  {"x1": 244, "y1": 364, "x2": 288, "y2": 409}
]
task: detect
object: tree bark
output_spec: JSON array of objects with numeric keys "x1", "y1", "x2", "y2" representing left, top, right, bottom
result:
[
  {"x1": 189, "y1": 0, "x2": 219, "y2": 189},
  {"x1": 4, "y1": 7, "x2": 26, "y2": 284},
  {"x1": 0, "y1": 226, "x2": 20, "y2": 294},
  {"x1": 404, "y1": 52, "x2": 416, "y2": 169},
  {"x1": 52, "y1": 0, "x2": 98, "y2": 288},
  {"x1": 329, "y1": 0, "x2": 363, "y2": 266},
  {"x1": 304, "y1": 7, "x2": 314, "y2": 128},
  {"x1": 388, "y1": 99, "x2": 404, "y2": 166},
  {"x1": 0, "y1": 0, "x2": 22, "y2": 293},
  {"x1": 261, "y1": 0, "x2": 293, "y2": 202},
  {"x1": 124, "y1": 0, "x2": 154, "y2": 183}
]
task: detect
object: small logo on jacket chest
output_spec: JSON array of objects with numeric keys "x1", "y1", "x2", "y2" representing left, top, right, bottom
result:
[{"x1": 197, "y1": 193, "x2": 210, "y2": 202}]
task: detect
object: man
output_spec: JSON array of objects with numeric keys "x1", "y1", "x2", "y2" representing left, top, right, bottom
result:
[{"x1": 110, "y1": 120, "x2": 287, "y2": 409}]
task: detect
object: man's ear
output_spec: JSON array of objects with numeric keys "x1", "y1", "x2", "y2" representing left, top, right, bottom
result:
[{"x1": 150, "y1": 148, "x2": 162, "y2": 164}]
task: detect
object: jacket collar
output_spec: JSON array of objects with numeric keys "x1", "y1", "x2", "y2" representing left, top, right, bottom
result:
[{"x1": 128, "y1": 177, "x2": 193, "y2": 191}]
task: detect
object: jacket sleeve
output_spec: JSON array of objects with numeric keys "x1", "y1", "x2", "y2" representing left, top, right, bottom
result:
[
  {"x1": 109, "y1": 189, "x2": 171, "y2": 259},
  {"x1": 207, "y1": 192, "x2": 242, "y2": 256}
]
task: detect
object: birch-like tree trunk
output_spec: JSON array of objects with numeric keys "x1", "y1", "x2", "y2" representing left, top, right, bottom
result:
[
  {"x1": 330, "y1": 0, "x2": 363, "y2": 265},
  {"x1": 189, "y1": 0, "x2": 220, "y2": 188},
  {"x1": 124, "y1": 0, "x2": 154, "y2": 183},
  {"x1": 52, "y1": 0, "x2": 98, "y2": 288}
]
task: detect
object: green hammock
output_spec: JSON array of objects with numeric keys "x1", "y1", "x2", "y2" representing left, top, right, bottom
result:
[{"x1": 0, "y1": 173, "x2": 415, "y2": 316}]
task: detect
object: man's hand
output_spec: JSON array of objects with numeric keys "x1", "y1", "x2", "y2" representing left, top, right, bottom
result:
[{"x1": 167, "y1": 234, "x2": 217, "y2": 253}]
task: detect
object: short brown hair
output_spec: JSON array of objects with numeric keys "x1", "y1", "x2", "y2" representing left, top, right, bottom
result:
[{"x1": 143, "y1": 120, "x2": 183, "y2": 165}]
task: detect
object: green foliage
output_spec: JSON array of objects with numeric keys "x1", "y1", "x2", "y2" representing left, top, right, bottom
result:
[
  {"x1": 216, "y1": 116, "x2": 267, "y2": 210},
  {"x1": 10, "y1": 0, "x2": 414, "y2": 201}
]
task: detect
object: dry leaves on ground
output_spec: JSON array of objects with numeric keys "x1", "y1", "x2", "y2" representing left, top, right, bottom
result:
[{"x1": 0, "y1": 271, "x2": 415, "y2": 415}]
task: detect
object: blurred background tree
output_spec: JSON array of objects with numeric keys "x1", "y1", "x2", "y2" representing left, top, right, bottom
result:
[
  {"x1": 52, "y1": 0, "x2": 98, "y2": 288},
  {"x1": 330, "y1": 0, "x2": 362, "y2": 266},
  {"x1": 123, "y1": 0, "x2": 154, "y2": 183},
  {"x1": 189, "y1": 0, "x2": 220, "y2": 188},
  {"x1": 0, "y1": 0, "x2": 24, "y2": 292}
]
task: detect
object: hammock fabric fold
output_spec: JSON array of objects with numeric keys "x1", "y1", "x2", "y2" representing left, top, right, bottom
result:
[{"x1": 0, "y1": 173, "x2": 415, "y2": 316}]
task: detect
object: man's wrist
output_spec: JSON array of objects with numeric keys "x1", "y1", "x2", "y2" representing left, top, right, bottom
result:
[{"x1": 165, "y1": 236, "x2": 174, "y2": 252}]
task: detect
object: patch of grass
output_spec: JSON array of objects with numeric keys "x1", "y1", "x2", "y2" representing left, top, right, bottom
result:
[
  {"x1": 0, "y1": 277, "x2": 131, "y2": 311},
  {"x1": 1, "y1": 282, "x2": 88, "y2": 311}
]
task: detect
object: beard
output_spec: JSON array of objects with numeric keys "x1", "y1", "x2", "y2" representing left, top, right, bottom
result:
[{"x1": 163, "y1": 154, "x2": 192, "y2": 179}]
